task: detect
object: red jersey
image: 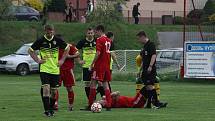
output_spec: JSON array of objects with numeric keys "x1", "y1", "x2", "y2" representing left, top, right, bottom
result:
[
  {"x1": 59, "y1": 44, "x2": 78, "y2": 70},
  {"x1": 111, "y1": 96, "x2": 134, "y2": 108},
  {"x1": 111, "y1": 93, "x2": 146, "y2": 108},
  {"x1": 94, "y1": 35, "x2": 112, "y2": 70}
]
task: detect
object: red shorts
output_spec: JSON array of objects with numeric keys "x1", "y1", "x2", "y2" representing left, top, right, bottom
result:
[
  {"x1": 59, "y1": 69, "x2": 75, "y2": 87},
  {"x1": 92, "y1": 68, "x2": 111, "y2": 82}
]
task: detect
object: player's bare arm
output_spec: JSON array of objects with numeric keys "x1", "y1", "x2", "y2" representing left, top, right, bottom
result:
[
  {"x1": 28, "y1": 48, "x2": 46, "y2": 64},
  {"x1": 67, "y1": 52, "x2": 80, "y2": 59},
  {"x1": 90, "y1": 51, "x2": 100, "y2": 70},
  {"x1": 59, "y1": 45, "x2": 70, "y2": 66},
  {"x1": 147, "y1": 54, "x2": 156, "y2": 73},
  {"x1": 111, "y1": 51, "x2": 120, "y2": 70}
]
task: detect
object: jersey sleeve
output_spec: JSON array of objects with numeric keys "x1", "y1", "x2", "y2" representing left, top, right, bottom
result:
[
  {"x1": 30, "y1": 38, "x2": 42, "y2": 51},
  {"x1": 149, "y1": 42, "x2": 156, "y2": 55},
  {"x1": 70, "y1": 45, "x2": 78, "y2": 55},
  {"x1": 76, "y1": 39, "x2": 84, "y2": 49},
  {"x1": 57, "y1": 37, "x2": 68, "y2": 50}
]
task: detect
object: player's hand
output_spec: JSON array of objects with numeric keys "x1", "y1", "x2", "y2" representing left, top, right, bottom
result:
[
  {"x1": 58, "y1": 59, "x2": 64, "y2": 67},
  {"x1": 79, "y1": 60, "x2": 85, "y2": 65},
  {"x1": 147, "y1": 66, "x2": 152, "y2": 74},
  {"x1": 37, "y1": 59, "x2": 46, "y2": 64},
  {"x1": 89, "y1": 64, "x2": 94, "y2": 71}
]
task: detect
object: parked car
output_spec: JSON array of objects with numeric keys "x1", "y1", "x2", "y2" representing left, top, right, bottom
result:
[
  {"x1": 156, "y1": 48, "x2": 183, "y2": 69},
  {"x1": 0, "y1": 43, "x2": 39, "y2": 76},
  {"x1": 2, "y1": 5, "x2": 40, "y2": 21}
]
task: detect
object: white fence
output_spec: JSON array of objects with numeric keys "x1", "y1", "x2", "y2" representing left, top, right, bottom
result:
[{"x1": 112, "y1": 50, "x2": 182, "y2": 77}]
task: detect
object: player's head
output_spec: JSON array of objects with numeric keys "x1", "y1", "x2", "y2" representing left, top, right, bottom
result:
[
  {"x1": 136, "y1": 54, "x2": 142, "y2": 67},
  {"x1": 95, "y1": 25, "x2": 105, "y2": 37},
  {"x1": 106, "y1": 31, "x2": 114, "y2": 41},
  {"x1": 86, "y1": 27, "x2": 94, "y2": 40},
  {"x1": 137, "y1": 2, "x2": 140, "y2": 6},
  {"x1": 44, "y1": 24, "x2": 55, "y2": 38},
  {"x1": 136, "y1": 31, "x2": 148, "y2": 44}
]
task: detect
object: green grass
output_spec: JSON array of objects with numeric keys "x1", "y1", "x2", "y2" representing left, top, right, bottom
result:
[
  {"x1": 0, "y1": 21, "x2": 183, "y2": 56},
  {"x1": 0, "y1": 73, "x2": 215, "y2": 121}
]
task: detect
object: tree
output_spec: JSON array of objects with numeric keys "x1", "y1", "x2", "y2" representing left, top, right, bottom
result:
[
  {"x1": 0, "y1": 0, "x2": 12, "y2": 20},
  {"x1": 203, "y1": 0, "x2": 215, "y2": 16},
  {"x1": 25, "y1": 0, "x2": 44, "y2": 12},
  {"x1": 47, "y1": 0, "x2": 66, "y2": 12},
  {"x1": 87, "y1": 0, "x2": 126, "y2": 26}
]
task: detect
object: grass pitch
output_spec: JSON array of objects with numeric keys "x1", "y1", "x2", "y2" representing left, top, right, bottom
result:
[{"x1": 0, "y1": 74, "x2": 215, "y2": 121}]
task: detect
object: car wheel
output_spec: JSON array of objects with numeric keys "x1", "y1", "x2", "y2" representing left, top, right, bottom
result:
[
  {"x1": 30, "y1": 18, "x2": 38, "y2": 22},
  {"x1": 16, "y1": 64, "x2": 29, "y2": 76}
]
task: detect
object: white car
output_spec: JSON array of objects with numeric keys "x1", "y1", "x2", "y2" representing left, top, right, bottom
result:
[
  {"x1": 156, "y1": 48, "x2": 183, "y2": 69},
  {"x1": 0, "y1": 43, "x2": 39, "y2": 76}
]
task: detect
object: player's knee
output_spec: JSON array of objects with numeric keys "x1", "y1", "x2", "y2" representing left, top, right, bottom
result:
[
  {"x1": 42, "y1": 84, "x2": 50, "y2": 97},
  {"x1": 84, "y1": 81, "x2": 90, "y2": 87},
  {"x1": 102, "y1": 82, "x2": 109, "y2": 90},
  {"x1": 66, "y1": 87, "x2": 73, "y2": 92},
  {"x1": 90, "y1": 80, "x2": 97, "y2": 88},
  {"x1": 50, "y1": 88, "x2": 57, "y2": 98}
]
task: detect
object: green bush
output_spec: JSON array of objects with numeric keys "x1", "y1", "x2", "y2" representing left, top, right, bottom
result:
[
  {"x1": 203, "y1": 0, "x2": 215, "y2": 16},
  {"x1": 174, "y1": 16, "x2": 184, "y2": 25}
]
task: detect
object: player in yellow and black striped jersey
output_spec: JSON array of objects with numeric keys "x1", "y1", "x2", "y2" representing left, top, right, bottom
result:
[
  {"x1": 28, "y1": 24, "x2": 70, "y2": 117},
  {"x1": 76, "y1": 28, "x2": 97, "y2": 99}
]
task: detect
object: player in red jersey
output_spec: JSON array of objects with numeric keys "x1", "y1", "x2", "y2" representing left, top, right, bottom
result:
[
  {"x1": 87, "y1": 25, "x2": 112, "y2": 111},
  {"x1": 98, "y1": 86, "x2": 167, "y2": 109},
  {"x1": 54, "y1": 43, "x2": 79, "y2": 111}
]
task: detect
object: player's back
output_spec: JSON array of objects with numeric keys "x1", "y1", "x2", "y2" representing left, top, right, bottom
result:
[
  {"x1": 112, "y1": 96, "x2": 134, "y2": 108},
  {"x1": 95, "y1": 35, "x2": 112, "y2": 70}
]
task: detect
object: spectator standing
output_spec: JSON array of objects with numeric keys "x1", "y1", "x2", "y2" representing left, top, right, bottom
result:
[{"x1": 132, "y1": 2, "x2": 140, "y2": 24}]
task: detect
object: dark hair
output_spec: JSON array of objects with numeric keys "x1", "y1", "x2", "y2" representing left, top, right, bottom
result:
[
  {"x1": 88, "y1": 27, "x2": 93, "y2": 31},
  {"x1": 95, "y1": 25, "x2": 105, "y2": 32},
  {"x1": 44, "y1": 24, "x2": 54, "y2": 30},
  {"x1": 136, "y1": 31, "x2": 146, "y2": 37},
  {"x1": 106, "y1": 31, "x2": 114, "y2": 38},
  {"x1": 137, "y1": 2, "x2": 140, "y2": 6}
]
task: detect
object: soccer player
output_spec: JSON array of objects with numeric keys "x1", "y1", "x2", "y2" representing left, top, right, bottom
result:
[
  {"x1": 136, "y1": 31, "x2": 167, "y2": 108},
  {"x1": 54, "y1": 42, "x2": 79, "y2": 111},
  {"x1": 28, "y1": 24, "x2": 70, "y2": 117},
  {"x1": 88, "y1": 25, "x2": 112, "y2": 111},
  {"x1": 76, "y1": 28, "x2": 96, "y2": 99},
  {"x1": 98, "y1": 86, "x2": 167, "y2": 108},
  {"x1": 76, "y1": 28, "x2": 105, "y2": 100}
]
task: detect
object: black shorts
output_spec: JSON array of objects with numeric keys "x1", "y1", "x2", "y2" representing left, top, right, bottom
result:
[
  {"x1": 82, "y1": 68, "x2": 92, "y2": 82},
  {"x1": 141, "y1": 70, "x2": 157, "y2": 85},
  {"x1": 40, "y1": 72, "x2": 59, "y2": 88}
]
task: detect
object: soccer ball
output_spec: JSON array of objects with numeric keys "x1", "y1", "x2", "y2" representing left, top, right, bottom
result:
[{"x1": 91, "y1": 102, "x2": 102, "y2": 113}]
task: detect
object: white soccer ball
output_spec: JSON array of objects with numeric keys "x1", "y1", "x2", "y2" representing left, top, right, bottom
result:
[{"x1": 91, "y1": 102, "x2": 102, "y2": 113}]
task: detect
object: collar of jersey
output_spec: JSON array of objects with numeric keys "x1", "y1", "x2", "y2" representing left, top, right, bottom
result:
[
  {"x1": 44, "y1": 35, "x2": 54, "y2": 41},
  {"x1": 97, "y1": 34, "x2": 106, "y2": 39},
  {"x1": 86, "y1": 37, "x2": 94, "y2": 42}
]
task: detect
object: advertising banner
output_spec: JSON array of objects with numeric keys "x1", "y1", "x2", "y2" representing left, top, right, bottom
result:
[{"x1": 185, "y1": 41, "x2": 215, "y2": 78}]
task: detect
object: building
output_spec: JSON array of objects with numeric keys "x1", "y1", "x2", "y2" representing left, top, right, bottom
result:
[{"x1": 121, "y1": 0, "x2": 207, "y2": 24}]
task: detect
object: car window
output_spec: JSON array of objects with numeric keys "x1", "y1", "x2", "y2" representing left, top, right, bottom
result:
[
  {"x1": 160, "y1": 51, "x2": 174, "y2": 59},
  {"x1": 173, "y1": 51, "x2": 182, "y2": 60},
  {"x1": 15, "y1": 45, "x2": 30, "y2": 55},
  {"x1": 16, "y1": 6, "x2": 29, "y2": 13},
  {"x1": 27, "y1": 7, "x2": 35, "y2": 13}
]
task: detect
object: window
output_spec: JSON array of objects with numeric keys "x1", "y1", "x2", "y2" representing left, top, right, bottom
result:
[
  {"x1": 160, "y1": 51, "x2": 174, "y2": 59},
  {"x1": 154, "y1": 0, "x2": 176, "y2": 3}
]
